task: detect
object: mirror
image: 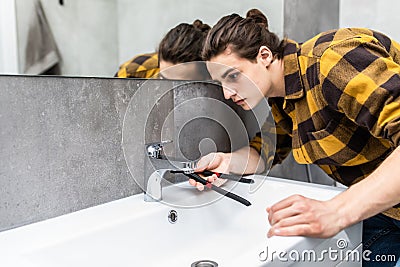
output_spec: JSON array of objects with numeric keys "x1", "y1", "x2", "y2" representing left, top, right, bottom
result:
[{"x1": 1, "y1": 0, "x2": 282, "y2": 76}]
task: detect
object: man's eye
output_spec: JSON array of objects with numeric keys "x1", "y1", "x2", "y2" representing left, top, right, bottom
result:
[{"x1": 228, "y1": 72, "x2": 240, "y2": 80}]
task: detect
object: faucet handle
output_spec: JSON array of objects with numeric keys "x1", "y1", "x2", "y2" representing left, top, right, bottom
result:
[{"x1": 145, "y1": 140, "x2": 173, "y2": 158}]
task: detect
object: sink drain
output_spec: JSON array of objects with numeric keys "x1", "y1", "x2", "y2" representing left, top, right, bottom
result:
[
  {"x1": 191, "y1": 260, "x2": 218, "y2": 267},
  {"x1": 168, "y1": 210, "x2": 178, "y2": 224}
]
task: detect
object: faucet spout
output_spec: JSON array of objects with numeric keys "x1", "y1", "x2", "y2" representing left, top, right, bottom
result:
[{"x1": 144, "y1": 141, "x2": 194, "y2": 202}]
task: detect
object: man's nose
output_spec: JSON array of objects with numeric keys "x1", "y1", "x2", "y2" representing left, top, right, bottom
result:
[{"x1": 222, "y1": 86, "x2": 236, "y2": 100}]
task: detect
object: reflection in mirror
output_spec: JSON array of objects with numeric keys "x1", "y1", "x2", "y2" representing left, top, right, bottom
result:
[
  {"x1": 158, "y1": 61, "x2": 211, "y2": 81},
  {"x1": 115, "y1": 20, "x2": 210, "y2": 80},
  {"x1": 3, "y1": 0, "x2": 275, "y2": 77}
]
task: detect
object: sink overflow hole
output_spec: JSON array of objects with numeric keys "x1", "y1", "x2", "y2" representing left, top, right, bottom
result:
[
  {"x1": 191, "y1": 260, "x2": 218, "y2": 267},
  {"x1": 168, "y1": 210, "x2": 178, "y2": 224}
]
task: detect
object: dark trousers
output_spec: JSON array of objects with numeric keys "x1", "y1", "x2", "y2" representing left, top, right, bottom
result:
[{"x1": 362, "y1": 213, "x2": 400, "y2": 266}]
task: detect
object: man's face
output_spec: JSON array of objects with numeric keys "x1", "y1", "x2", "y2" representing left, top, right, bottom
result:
[{"x1": 206, "y1": 51, "x2": 270, "y2": 111}]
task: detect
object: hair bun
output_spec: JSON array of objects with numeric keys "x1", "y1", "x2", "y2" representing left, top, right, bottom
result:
[
  {"x1": 192, "y1": 19, "x2": 211, "y2": 33},
  {"x1": 246, "y1": 9, "x2": 269, "y2": 29}
]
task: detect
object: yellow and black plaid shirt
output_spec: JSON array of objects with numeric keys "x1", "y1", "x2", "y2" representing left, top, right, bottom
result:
[
  {"x1": 115, "y1": 52, "x2": 160, "y2": 78},
  {"x1": 250, "y1": 28, "x2": 400, "y2": 220}
]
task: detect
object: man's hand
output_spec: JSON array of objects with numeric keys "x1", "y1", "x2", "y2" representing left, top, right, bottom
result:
[
  {"x1": 266, "y1": 194, "x2": 346, "y2": 238},
  {"x1": 188, "y1": 152, "x2": 231, "y2": 191},
  {"x1": 188, "y1": 146, "x2": 264, "y2": 190}
]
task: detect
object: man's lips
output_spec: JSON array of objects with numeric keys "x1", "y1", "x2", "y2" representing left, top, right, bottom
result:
[{"x1": 234, "y1": 99, "x2": 246, "y2": 105}]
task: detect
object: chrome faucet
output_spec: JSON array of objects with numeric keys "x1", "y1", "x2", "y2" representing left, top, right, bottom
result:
[{"x1": 144, "y1": 140, "x2": 195, "y2": 202}]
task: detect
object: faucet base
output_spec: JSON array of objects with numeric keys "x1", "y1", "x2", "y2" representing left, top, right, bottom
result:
[
  {"x1": 144, "y1": 170, "x2": 165, "y2": 202},
  {"x1": 144, "y1": 193, "x2": 162, "y2": 202}
]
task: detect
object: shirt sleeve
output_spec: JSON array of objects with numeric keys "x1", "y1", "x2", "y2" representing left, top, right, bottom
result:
[
  {"x1": 320, "y1": 33, "x2": 400, "y2": 147},
  {"x1": 115, "y1": 53, "x2": 160, "y2": 78},
  {"x1": 249, "y1": 119, "x2": 292, "y2": 168}
]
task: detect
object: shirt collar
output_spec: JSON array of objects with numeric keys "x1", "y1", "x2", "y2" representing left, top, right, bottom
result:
[{"x1": 282, "y1": 40, "x2": 304, "y2": 100}]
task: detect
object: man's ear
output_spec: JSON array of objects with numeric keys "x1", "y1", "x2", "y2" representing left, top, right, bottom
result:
[{"x1": 257, "y1": 46, "x2": 274, "y2": 67}]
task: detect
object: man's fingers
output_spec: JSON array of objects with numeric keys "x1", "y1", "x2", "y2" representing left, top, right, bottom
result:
[
  {"x1": 196, "y1": 182, "x2": 205, "y2": 191},
  {"x1": 195, "y1": 153, "x2": 221, "y2": 172},
  {"x1": 268, "y1": 207, "x2": 302, "y2": 225},
  {"x1": 268, "y1": 194, "x2": 305, "y2": 213},
  {"x1": 194, "y1": 165, "x2": 207, "y2": 172},
  {"x1": 267, "y1": 224, "x2": 311, "y2": 238},
  {"x1": 272, "y1": 214, "x2": 311, "y2": 228},
  {"x1": 188, "y1": 179, "x2": 205, "y2": 191},
  {"x1": 206, "y1": 174, "x2": 218, "y2": 182}
]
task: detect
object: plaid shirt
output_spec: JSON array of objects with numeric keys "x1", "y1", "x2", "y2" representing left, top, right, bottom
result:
[
  {"x1": 250, "y1": 28, "x2": 400, "y2": 220},
  {"x1": 115, "y1": 52, "x2": 159, "y2": 78}
]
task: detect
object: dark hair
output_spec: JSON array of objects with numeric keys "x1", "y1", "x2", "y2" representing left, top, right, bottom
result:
[
  {"x1": 158, "y1": 20, "x2": 211, "y2": 64},
  {"x1": 202, "y1": 9, "x2": 285, "y2": 62}
]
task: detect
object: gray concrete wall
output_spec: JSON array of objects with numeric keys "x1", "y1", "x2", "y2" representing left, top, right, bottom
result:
[
  {"x1": 0, "y1": 76, "x2": 258, "y2": 231},
  {"x1": 0, "y1": 75, "x2": 137, "y2": 231},
  {"x1": 284, "y1": 0, "x2": 339, "y2": 42}
]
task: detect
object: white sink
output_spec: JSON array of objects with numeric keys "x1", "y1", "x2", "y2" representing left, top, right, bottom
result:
[{"x1": 0, "y1": 176, "x2": 362, "y2": 266}]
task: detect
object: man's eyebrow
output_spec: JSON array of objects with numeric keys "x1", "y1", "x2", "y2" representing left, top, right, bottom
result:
[{"x1": 221, "y1": 67, "x2": 236, "y2": 79}]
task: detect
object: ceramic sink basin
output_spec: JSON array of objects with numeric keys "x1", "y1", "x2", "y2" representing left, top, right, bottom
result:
[{"x1": 0, "y1": 176, "x2": 362, "y2": 266}]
